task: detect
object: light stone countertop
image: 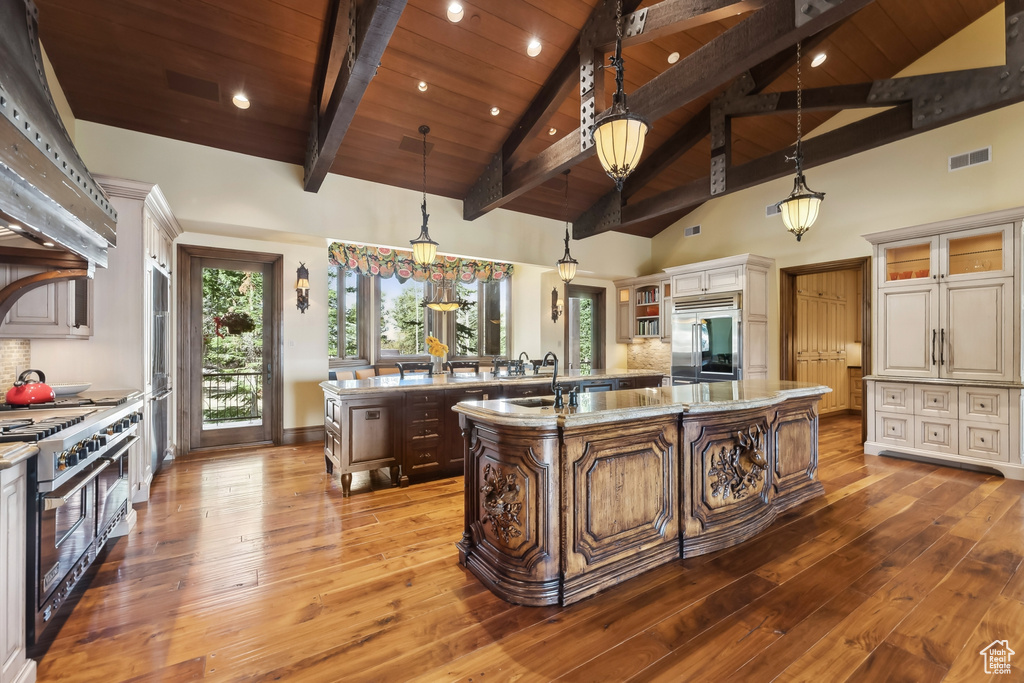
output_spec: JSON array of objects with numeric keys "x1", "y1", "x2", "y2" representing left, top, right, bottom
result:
[
  {"x1": 0, "y1": 442, "x2": 38, "y2": 470},
  {"x1": 320, "y1": 368, "x2": 664, "y2": 396},
  {"x1": 453, "y1": 380, "x2": 832, "y2": 428}
]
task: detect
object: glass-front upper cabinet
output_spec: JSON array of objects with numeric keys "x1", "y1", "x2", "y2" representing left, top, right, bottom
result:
[
  {"x1": 940, "y1": 224, "x2": 1012, "y2": 281},
  {"x1": 879, "y1": 236, "x2": 938, "y2": 286}
]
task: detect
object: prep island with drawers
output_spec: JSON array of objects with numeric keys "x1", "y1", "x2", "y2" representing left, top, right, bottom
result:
[
  {"x1": 319, "y1": 369, "x2": 664, "y2": 495},
  {"x1": 864, "y1": 208, "x2": 1024, "y2": 479}
]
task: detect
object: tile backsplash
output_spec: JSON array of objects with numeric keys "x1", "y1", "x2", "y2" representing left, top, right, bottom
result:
[
  {"x1": 0, "y1": 339, "x2": 31, "y2": 395},
  {"x1": 627, "y1": 337, "x2": 670, "y2": 372}
]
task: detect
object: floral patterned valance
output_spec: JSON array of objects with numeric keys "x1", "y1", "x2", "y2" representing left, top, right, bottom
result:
[{"x1": 328, "y1": 242, "x2": 514, "y2": 284}]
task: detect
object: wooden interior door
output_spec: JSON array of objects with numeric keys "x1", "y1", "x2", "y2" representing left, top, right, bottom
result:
[{"x1": 795, "y1": 271, "x2": 854, "y2": 415}]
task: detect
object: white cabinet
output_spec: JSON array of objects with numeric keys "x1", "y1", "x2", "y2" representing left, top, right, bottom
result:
[
  {"x1": 615, "y1": 284, "x2": 633, "y2": 344},
  {"x1": 865, "y1": 209, "x2": 1023, "y2": 479},
  {"x1": 671, "y1": 264, "x2": 743, "y2": 297},
  {"x1": 0, "y1": 265, "x2": 91, "y2": 339},
  {"x1": 1, "y1": 453, "x2": 36, "y2": 683}
]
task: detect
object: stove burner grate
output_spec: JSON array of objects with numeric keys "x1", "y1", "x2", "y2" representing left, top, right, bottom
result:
[{"x1": 0, "y1": 414, "x2": 88, "y2": 442}]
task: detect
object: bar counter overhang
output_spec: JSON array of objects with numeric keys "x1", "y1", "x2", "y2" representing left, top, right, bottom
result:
[{"x1": 454, "y1": 380, "x2": 831, "y2": 606}]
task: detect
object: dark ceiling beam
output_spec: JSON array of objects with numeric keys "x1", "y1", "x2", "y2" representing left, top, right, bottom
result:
[
  {"x1": 587, "y1": 60, "x2": 1024, "y2": 233},
  {"x1": 465, "y1": 0, "x2": 872, "y2": 221},
  {"x1": 304, "y1": 0, "x2": 407, "y2": 192},
  {"x1": 592, "y1": 0, "x2": 769, "y2": 52},
  {"x1": 620, "y1": 27, "x2": 837, "y2": 203},
  {"x1": 317, "y1": 0, "x2": 353, "y2": 118}
]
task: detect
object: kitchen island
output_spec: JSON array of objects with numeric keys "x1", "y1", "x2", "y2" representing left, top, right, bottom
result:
[
  {"x1": 320, "y1": 368, "x2": 663, "y2": 495},
  {"x1": 453, "y1": 380, "x2": 830, "y2": 606}
]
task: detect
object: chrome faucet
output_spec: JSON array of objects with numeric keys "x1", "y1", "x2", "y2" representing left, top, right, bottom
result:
[{"x1": 517, "y1": 351, "x2": 531, "y2": 376}]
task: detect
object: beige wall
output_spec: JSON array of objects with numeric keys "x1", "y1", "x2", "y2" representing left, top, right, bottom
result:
[{"x1": 650, "y1": 6, "x2": 1023, "y2": 379}]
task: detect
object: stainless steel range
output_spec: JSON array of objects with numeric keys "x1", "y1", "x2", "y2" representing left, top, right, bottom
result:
[{"x1": 4, "y1": 391, "x2": 144, "y2": 653}]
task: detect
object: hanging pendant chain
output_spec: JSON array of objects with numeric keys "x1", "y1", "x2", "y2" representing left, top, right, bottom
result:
[
  {"x1": 422, "y1": 130, "x2": 427, "y2": 203},
  {"x1": 796, "y1": 41, "x2": 803, "y2": 143},
  {"x1": 616, "y1": 0, "x2": 623, "y2": 41}
]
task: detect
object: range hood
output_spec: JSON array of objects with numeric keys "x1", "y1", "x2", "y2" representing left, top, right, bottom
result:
[{"x1": 0, "y1": 0, "x2": 116, "y2": 269}]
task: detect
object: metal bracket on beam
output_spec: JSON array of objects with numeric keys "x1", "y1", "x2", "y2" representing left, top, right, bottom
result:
[
  {"x1": 726, "y1": 92, "x2": 782, "y2": 116},
  {"x1": 623, "y1": 8, "x2": 648, "y2": 38},
  {"x1": 710, "y1": 154, "x2": 726, "y2": 195},
  {"x1": 463, "y1": 154, "x2": 504, "y2": 220},
  {"x1": 346, "y1": 0, "x2": 357, "y2": 72},
  {"x1": 795, "y1": 0, "x2": 841, "y2": 28}
]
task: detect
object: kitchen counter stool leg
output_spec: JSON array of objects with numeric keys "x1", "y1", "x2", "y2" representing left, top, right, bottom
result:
[{"x1": 341, "y1": 472, "x2": 352, "y2": 497}]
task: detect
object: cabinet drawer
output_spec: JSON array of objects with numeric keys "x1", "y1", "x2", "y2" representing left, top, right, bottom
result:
[
  {"x1": 875, "y1": 383, "x2": 913, "y2": 413},
  {"x1": 959, "y1": 421, "x2": 1009, "y2": 462},
  {"x1": 958, "y1": 387, "x2": 1009, "y2": 424},
  {"x1": 913, "y1": 416, "x2": 958, "y2": 454},
  {"x1": 914, "y1": 385, "x2": 957, "y2": 418},
  {"x1": 408, "y1": 406, "x2": 441, "y2": 422},
  {"x1": 616, "y1": 378, "x2": 635, "y2": 389},
  {"x1": 850, "y1": 392, "x2": 863, "y2": 411},
  {"x1": 407, "y1": 392, "x2": 438, "y2": 404},
  {"x1": 406, "y1": 441, "x2": 443, "y2": 473},
  {"x1": 407, "y1": 421, "x2": 441, "y2": 440},
  {"x1": 875, "y1": 413, "x2": 913, "y2": 447},
  {"x1": 325, "y1": 399, "x2": 341, "y2": 428}
]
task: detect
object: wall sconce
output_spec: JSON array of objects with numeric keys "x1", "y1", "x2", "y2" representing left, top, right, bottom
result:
[
  {"x1": 296, "y1": 262, "x2": 310, "y2": 313},
  {"x1": 551, "y1": 288, "x2": 563, "y2": 322}
]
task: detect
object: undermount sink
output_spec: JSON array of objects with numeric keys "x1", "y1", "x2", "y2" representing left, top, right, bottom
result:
[{"x1": 507, "y1": 397, "x2": 556, "y2": 408}]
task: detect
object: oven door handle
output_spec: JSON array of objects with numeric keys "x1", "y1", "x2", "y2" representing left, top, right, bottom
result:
[
  {"x1": 44, "y1": 459, "x2": 111, "y2": 511},
  {"x1": 103, "y1": 435, "x2": 140, "y2": 462}
]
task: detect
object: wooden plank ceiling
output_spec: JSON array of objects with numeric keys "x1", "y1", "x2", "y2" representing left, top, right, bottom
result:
[{"x1": 35, "y1": 0, "x2": 1002, "y2": 239}]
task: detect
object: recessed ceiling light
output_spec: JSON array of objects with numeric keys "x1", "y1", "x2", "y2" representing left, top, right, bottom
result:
[
  {"x1": 418, "y1": 81, "x2": 428, "y2": 92},
  {"x1": 232, "y1": 93, "x2": 250, "y2": 109},
  {"x1": 811, "y1": 52, "x2": 827, "y2": 67},
  {"x1": 527, "y1": 39, "x2": 542, "y2": 57},
  {"x1": 667, "y1": 52, "x2": 680, "y2": 64},
  {"x1": 548, "y1": 128, "x2": 557, "y2": 136},
  {"x1": 446, "y1": 2, "x2": 464, "y2": 22},
  {"x1": 8, "y1": 224, "x2": 22, "y2": 231},
  {"x1": 490, "y1": 106, "x2": 500, "y2": 116},
  {"x1": 42, "y1": 241, "x2": 55, "y2": 247}
]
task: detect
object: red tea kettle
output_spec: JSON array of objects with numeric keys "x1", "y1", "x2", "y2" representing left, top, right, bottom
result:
[{"x1": 6, "y1": 369, "x2": 55, "y2": 406}]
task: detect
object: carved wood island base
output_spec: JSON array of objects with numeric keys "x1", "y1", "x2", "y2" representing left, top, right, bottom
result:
[{"x1": 454, "y1": 380, "x2": 830, "y2": 606}]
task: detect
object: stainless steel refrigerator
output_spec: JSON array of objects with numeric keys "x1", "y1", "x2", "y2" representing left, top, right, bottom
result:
[{"x1": 671, "y1": 294, "x2": 742, "y2": 384}]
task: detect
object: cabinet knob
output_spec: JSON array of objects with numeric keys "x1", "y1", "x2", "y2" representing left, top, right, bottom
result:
[
  {"x1": 981, "y1": 437, "x2": 986, "y2": 443},
  {"x1": 980, "y1": 403, "x2": 986, "y2": 408},
  {"x1": 933, "y1": 432, "x2": 938, "y2": 437}
]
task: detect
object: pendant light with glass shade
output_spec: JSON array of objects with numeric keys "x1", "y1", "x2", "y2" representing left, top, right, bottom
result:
[
  {"x1": 775, "y1": 41, "x2": 825, "y2": 242},
  {"x1": 557, "y1": 170, "x2": 578, "y2": 283},
  {"x1": 409, "y1": 125, "x2": 439, "y2": 264},
  {"x1": 591, "y1": 0, "x2": 651, "y2": 191}
]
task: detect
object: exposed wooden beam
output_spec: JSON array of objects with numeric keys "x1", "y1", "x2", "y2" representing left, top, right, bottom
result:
[
  {"x1": 304, "y1": 0, "x2": 407, "y2": 192},
  {"x1": 317, "y1": 0, "x2": 353, "y2": 118},
  {"x1": 502, "y1": 46, "x2": 580, "y2": 173},
  {"x1": 592, "y1": 0, "x2": 770, "y2": 51},
  {"x1": 592, "y1": 61, "x2": 1024, "y2": 232},
  {"x1": 0, "y1": 246, "x2": 87, "y2": 268},
  {"x1": 466, "y1": 0, "x2": 872, "y2": 221}
]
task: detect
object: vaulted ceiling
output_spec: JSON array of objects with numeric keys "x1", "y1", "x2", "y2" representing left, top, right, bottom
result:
[{"x1": 35, "y1": 0, "x2": 1005, "y2": 239}]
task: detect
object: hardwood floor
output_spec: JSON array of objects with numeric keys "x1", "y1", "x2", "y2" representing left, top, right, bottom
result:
[{"x1": 36, "y1": 414, "x2": 1024, "y2": 682}]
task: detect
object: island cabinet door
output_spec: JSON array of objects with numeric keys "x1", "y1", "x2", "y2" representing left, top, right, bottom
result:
[
  {"x1": 444, "y1": 387, "x2": 498, "y2": 474},
  {"x1": 680, "y1": 408, "x2": 776, "y2": 558},
  {"x1": 770, "y1": 398, "x2": 825, "y2": 507},
  {"x1": 338, "y1": 395, "x2": 402, "y2": 470},
  {"x1": 560, "y1": 417, "x2": 679, "y2": 606},
  {"x1": 457, "y1": 419, "x2": 562, "y2": 607}
]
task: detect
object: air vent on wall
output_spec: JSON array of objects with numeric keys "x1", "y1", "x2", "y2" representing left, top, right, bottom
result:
[
  {"x1": 684, "y1": 225, "x2": 701, "y2": 237},
  {"x1": 765, "y1": 202, "x2": 780, "y2": 217},
  {"x1": 398, "y1": 135, "x2": 434, "y2": 155},
  {"x1": 948, "y1": 146, "x2": 991, "y2": 171}
]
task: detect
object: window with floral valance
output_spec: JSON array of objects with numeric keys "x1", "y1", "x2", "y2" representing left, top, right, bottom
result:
[
  {"x1": 327, "y1": 242, "x2": 512, "y2": 366},
  {"x1": 328, "y1": 242, "x2": 514, "y2": 283}
]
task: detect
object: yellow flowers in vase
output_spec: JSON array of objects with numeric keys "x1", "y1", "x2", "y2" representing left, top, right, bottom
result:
[
  {"x1": 426, "y1": 336, "x2": 449, "y2": 371},
  {"x1": 426, "y1": 336, "x2": 449, "y2": 357}
]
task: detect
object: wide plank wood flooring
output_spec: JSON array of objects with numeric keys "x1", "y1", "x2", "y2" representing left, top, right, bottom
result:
[{"x1": 36, "y1": 414, "x2": 1024, "y2": 682}]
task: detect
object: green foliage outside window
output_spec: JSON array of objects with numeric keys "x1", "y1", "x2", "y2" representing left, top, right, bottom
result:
[{"x1": 202, "y1": 268, "x2": 263, "y2": 423}]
